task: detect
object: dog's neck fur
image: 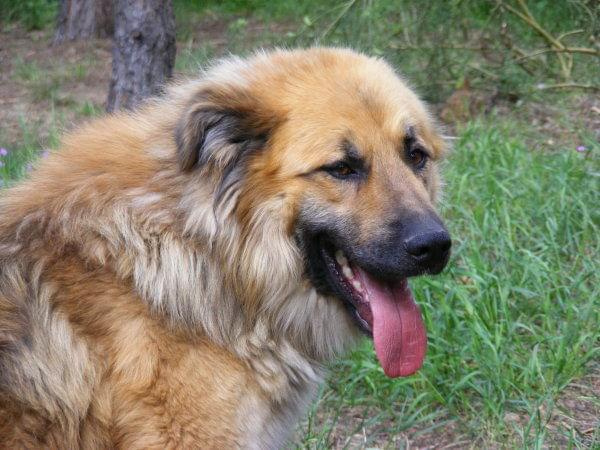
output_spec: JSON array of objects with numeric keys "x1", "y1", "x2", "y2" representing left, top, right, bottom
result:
[{"x1": 109, "y1": 168, "x2": 342, "y2": 445}]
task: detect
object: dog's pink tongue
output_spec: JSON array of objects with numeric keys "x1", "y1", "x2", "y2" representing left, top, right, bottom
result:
[{"x1": 354, "y1": 269, "x2": 427, "y2": 377}]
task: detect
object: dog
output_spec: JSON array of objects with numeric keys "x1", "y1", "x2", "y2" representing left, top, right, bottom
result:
[{"x1": 0, "y1": 48, "x2": 451, "y2": 448}]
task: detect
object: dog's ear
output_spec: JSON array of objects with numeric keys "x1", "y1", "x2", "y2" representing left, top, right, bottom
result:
[
  {"x1": 175, "y1": 87, "x2": 276, "y2": 202},
  {"x1": 175, "y1": 89, "x2": 271, "y2": 174}
]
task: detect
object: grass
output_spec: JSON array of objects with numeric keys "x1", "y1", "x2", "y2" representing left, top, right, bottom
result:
[
  {"x1": 0, "y1": 120, "x2": 58, "y2": 188},
  {"x1": 0, "y1": 0, "x2": 56, "y2": 30},
  {"x1": 1, "y1": 0, "x2": 599, "y2": 448},
  {"x1": 13, "y1": 58, "x2": 92, "y2": 104}
]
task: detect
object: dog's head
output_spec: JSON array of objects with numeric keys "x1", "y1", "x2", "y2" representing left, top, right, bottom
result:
[{"x1": 175, "y1": 49, "x2": 450, "y2": 376}]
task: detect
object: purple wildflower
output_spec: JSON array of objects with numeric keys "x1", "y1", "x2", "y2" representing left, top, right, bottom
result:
[
  {"x1": 40, "y1": 149, "x2": 50, "y2": 158},
  {"x1": 0, "y1": 148, "x2": 8, "y2": 157},
  {"x1": 26, "y1": 163, "x2": 34, "y2": 172},
  {"x1": 576, "y1": 145, "x2": 587, "y2": 152}
]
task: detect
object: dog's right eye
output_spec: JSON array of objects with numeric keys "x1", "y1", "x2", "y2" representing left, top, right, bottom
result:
[{"x1": 322, "y1": 161, "x2": 359, "y2": 180}]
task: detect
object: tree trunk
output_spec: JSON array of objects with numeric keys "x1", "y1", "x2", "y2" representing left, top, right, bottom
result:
[
  {"x1": 54, "y1": 0, "x2": 114, "y2": 43},
  {"x1": 106, "y1": 0, "x2": 176, "y2": 112}
]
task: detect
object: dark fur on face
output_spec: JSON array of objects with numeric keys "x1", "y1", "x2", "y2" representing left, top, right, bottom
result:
[{"x1": 175, "y1": 89, "x2": 276, "y2": 207}]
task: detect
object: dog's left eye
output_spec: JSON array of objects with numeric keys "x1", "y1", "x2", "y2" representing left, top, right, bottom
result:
[
  {"x1": 408, "y1": 148, "x2": 428, "y2": 170},
  {"x1": 323, "y1": 161, "x2": 358, "y2": 180}
]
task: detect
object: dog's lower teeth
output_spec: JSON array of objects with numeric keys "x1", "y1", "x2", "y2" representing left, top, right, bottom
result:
[
  {"x1": 352, "y1": 280, "x2": 363, "y2": 292},
  {"x1": 342, "y1": 265, "x2": 353, "y2": 279},
  {"x1": 335, "y1": 250, "x2": 348, "y2": 266}
]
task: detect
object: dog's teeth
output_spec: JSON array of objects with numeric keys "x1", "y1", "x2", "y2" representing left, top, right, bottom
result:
[
  {"x1": 342, "y1": 265, "x2": 353, "y2": 279},
  {"x1": 352, "y1": 280, "x2": 363, "y2": 292},
  {"x1": 335, "y1": 249, "x2": 354, "y2": 280},
  {"x1": 335, "y1": 250, "x2": 348, "y2": 266}
]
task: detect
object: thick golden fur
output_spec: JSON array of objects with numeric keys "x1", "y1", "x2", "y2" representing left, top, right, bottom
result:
[{"x1": 0, "y1": 48, "x2": 445, "y2": 448}]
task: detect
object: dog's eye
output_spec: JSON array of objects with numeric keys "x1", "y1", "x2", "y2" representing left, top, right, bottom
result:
[
  {"x1": 408, "y1": 148, "x2": 428, "y2": 170},
  {"x1": 323, "y1": 161, "x2": 358, "y2": 180}
]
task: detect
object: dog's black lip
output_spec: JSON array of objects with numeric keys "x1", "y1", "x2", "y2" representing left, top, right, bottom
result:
[{"x1": 319, "y1": 241, "x2": 373, "y2": 337}]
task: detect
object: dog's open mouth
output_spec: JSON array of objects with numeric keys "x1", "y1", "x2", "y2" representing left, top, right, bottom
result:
[{"x1": 321, "y1": 245, "x2": 427, "y2": 378}]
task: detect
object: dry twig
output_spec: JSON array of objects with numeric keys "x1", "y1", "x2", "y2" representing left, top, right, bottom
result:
[
  {"x1": 536, "y1": 83, "x2": 599, "y2": 92},
  {"x1": 497, "y1": 0, "x2": 599, "y2": 82}
]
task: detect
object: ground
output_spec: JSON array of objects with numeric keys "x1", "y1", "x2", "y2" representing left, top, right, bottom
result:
[{"x1": 0, "y1": 6, "x2": 598, "y2": 449}]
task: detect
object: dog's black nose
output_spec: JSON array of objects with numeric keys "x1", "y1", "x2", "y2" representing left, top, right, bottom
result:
[
  {"x1": 352, "y1": 212, "x2": 452, "y2": 280},
  {"x1": 404, "y1": 229, "x2": 451, "y2": 272}
]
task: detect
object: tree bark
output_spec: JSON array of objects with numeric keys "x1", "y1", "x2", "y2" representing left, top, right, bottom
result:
[
  {"x1": 106, "y1": 0, "x2": 176, "y2": 112},
  {"x1": 54, "y1": 0, "x2": 114, "y2": 43}
]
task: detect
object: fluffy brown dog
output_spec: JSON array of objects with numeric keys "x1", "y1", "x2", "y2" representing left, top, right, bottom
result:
[{"x1": 0, "y1": 48, "x2": 451, "y2": 448}]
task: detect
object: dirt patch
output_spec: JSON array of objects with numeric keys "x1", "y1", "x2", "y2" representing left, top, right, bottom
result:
[
  {"x1": 296, "y1": 365, "x2": 599, "y2": 449},
  {"x1": 295, "y1": 402, "x2": 469, "y2": 449},
  {"x1": 541, "y1": 364, "x2": 599, "y2": 448},
  {"x1": 178, "y1": 8, "x2": 297, "y2": 55},
  {"x1": 0, "y1": 24, "x2": 112, "y2": 146},
  {"x1": 437, "y1": 80, "x2": 599, "y2": 153}
]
